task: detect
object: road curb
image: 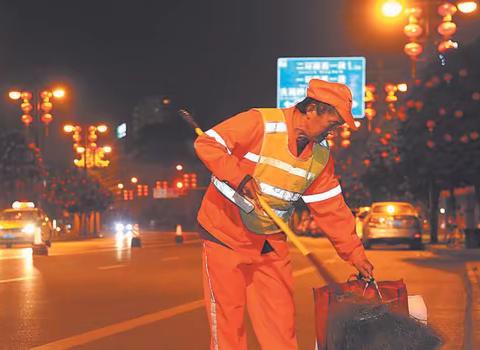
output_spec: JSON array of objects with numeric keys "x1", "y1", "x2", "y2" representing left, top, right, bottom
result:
[{"x1": 465, "y1": 262, "x2": 480, "y2": 349}]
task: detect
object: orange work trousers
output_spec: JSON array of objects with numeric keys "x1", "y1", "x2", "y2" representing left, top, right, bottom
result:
[{"x1": 202, "y1": 240, "x2": 297, "y2": 350}]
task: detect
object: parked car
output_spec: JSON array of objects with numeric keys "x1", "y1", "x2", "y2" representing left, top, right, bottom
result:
[
  {"x1": 355, "y1": 206, "x2": 371, "y2": 239},
  {"x1": 362, "y1": 202, "x2": 422, "y2": 250},
  {"x1": 0, "y1": 202, "x2": 53, "y2": 248}
]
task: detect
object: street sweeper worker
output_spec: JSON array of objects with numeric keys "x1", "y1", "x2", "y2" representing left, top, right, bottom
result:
[{"x1": 194, "y1": 78, "x2": 374, "y2": 350}]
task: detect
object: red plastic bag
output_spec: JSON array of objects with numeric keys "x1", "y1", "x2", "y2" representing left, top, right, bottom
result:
[{"x1": 313, "y1": 278, "x2": 409, "y2": 350}]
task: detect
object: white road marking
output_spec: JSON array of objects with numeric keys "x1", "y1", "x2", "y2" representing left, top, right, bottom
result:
[
  {"x1": 161, "y1": 256, "x2": 180, "y2": 262},
  {"x1": 97, "y1": 264, "x2": 126, "y2": 270},
  {"x1": 31, "y1": 265, "x2": 318, "y2": 348},
  {"x1": 0, "y1": 276, "x2": 34, "y2": 284},
  {"x1": 31, "y1": 300, "x2": 205, "y2": 350}
]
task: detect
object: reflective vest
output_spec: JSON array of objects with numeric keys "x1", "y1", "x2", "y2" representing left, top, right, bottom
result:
[{"x1": 239, "y1": 108, "x2": 330, "y2": 234}]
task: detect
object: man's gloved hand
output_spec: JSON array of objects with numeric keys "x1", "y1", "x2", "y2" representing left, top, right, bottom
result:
[{"x1": 353, "y1": 258, "x2": 374, "y2": 280}]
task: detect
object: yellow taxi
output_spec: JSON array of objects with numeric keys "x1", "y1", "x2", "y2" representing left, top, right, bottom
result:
[{"x1": 0, "y1": 202, "x2": 53, "y2": 248}]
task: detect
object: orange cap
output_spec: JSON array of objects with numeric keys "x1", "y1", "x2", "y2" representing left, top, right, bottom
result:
[{"x1": 307, "y1": 79, "x2": 358, "y2": 131}]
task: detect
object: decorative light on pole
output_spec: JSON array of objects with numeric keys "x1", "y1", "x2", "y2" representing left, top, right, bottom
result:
[
  {"x1": 9, "y1": 87, "x2": 66, "y2": 139},
  {"x1": 382, "y1": 0, "x2": 404, "y2": 17},
  {"x1": 437, "y1": 2, "x2": 459, "y2": 53},
  {"x1": 63, "y1": 123, "x2": 111, "y2": 170}
]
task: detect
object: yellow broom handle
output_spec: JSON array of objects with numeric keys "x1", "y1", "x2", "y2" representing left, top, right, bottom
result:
[{"x1": 257, "y1": 196, "x2": 311, "y2": 256}]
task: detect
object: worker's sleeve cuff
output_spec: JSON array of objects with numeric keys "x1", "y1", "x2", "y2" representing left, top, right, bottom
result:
[{"x1": 348, "y1": 246, "x2": 368, "y2": 265}]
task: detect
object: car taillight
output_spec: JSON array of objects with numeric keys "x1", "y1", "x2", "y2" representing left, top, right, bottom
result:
[{"x1": 368, "y1": 217, "x2": 386, "y2": 227}]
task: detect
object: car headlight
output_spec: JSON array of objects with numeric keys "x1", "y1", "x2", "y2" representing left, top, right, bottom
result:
[
  {"x1": 22, "y1": 224, "x2": 37, "y2": 235},
  {"x1": 115, "y1": 223, "x2": 125, "y2": 232}
]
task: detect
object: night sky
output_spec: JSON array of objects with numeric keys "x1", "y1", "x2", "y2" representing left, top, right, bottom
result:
[{"x1": 1, "y1": 0, "x2": 479, "y2": 137}]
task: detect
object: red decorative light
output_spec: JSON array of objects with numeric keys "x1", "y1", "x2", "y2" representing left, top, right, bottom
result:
[
  {"x1": 21, "y1": 114, "x2": 33, "y2": 126},
  {"x1": 394, "y1": 156, "x2": 401, "y2": 163},
  {"x1": 443, "y1": 73, "x2": 453, "y2": 83},
  {"x1": 438, "y1": 40, "x2": 459, "y2": 53},
  {"x1": 21, "y1": 92, "x2": 32, "y2": 100},
  {"x1": 374, "y1": 127, "x2": 382, "y2": 135},
  {"x1": 426, "y1": 140, "x2": 436, "y2": 149},
  {"x1": 472, "y1": 92, "x2": 480, "y2": 101},
  {"x1": 40, "y1": 101, "x2": 53, "y2": 113},
  {"x1": 363, "y1": 159, "x2": 371, "y2": 167},
  {"x1": 437, "y1": 2, "x2": 457, "y2": 17},
  {"x1": 385, "y1": 133, "x2": 392, "y2": 140},
  {"x1": 21, "y1": 102, "x2": 33, "y2": 114},
  {"x1": 459, "y1": 69, "x2": 468, "y2": 77},
  {"x1": 460, "y1": 135, "x2": 469, "y2": 143},
  {"x1": 426, "y1": 120, "x2": 436, "y2": 132},
  {"x1": 437, "y1": 21, "x2": 457, "y2": 37},
  {"x1": 41, "y1": 113, "x2": 53, "y2": 125},
  {"x1": 404, "y1": 23, "x2": 423, "y2": 38},
  {"x1": 340, "y1": 139, "x2": 351, "y2": 148},
  {"x1": 404, "y1": 42, "x2": 423, "y2": 57},
  {"x1": 415, "y1": 101, "x2": 424, "y2": 111},
  {"x1": 439, "y1": 107, "x2": 447, "y2": 116},
  {"x1": 470, "y1": 131, "x2": 479, "y2": 141},
  {"x1": 380, "y1": 138, "x2": 389, "y2": 145},
  {"x1": 454, "y1": 110, "x2": 464, "y2": 118},
  {"x1": 443, "y1": 133, "x2": 453, "y2": 142},
  {"x1": 381, "y1": 151, "x2": 389, "y2": 158},
  {"x1": 406, "y1": 100, "x2": 415, "y2": 108}
]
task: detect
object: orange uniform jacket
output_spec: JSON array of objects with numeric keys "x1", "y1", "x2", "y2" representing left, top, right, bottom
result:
[{"x1": 194, "y1": 107, "x2": 366, "y2": 264}]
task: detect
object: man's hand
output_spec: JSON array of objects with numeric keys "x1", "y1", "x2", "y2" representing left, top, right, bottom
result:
[
  {"x1": 241, "y1": 178, "x2": 262, "y2": 210},
  {"x1": 353, "y1": 258, "x2": 374, "y2": 279}
]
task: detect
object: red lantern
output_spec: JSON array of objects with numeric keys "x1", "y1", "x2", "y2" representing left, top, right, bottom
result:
[
  {"x1": 385, "y1": 112, "x2": 394, "y2": 121},
  {"x1": 340, "y1": 128, "x2": 351, "y2": 139},
  {"x1": 454, "y1": 110, "x2": 464, "y2": 118},
  {"x1": 443, "y1": 134, "x2": 453, "y2": 142},
  {"x1": 437, "y1": 21, "x2": 457, "y2": 37},
  {"x1": 40, "y1": 91, "x2": 52, "y2": 99},
  {"x1": 406, "y1": 7, "x2": 423, "y2": 17},
  {"x1": 380, "y1": 138, "x2": 389, "y2": 145},
  {"x1": 426, "y1": 140, "x2": 436, "y2": 149},
  {"x1": 459, "y1": 69, "x2": 468, "y2": 77},
  {"x1": 21, "y1": 92, "x2": 32, "y2": 100},
  {"x1": 374, "y1": 127, "x2": 382, "y2": 135},
  {"x1": 406, "y1": 100, "x2": 415, "y2": 108},
  {"x1": 470, "y1": 131, "x2": 479, "y2": 141},
  {"x1": 472, "y1": 92, "x2": 480, "y2": 101},
  {"x1": 40, "y1": 101, "x2": 53, "y2": 113},
  {"x1": 437, "y1": 2, "x2": 457, "y2": 17},
  {"x1": 341, "y1": 139, "x2": 351, "y2": 148},
  {"x1": 438, "y1": 40, "x2": 458, "y2": 53},
  {"x1": 41, "y1": 113, "x2": 53, "y2": 125},
  {"x1": 21, "y1": 114, "x2": 33, "y2": 126},
  {"x1": 431, "y1": 76, "x2": 441, "y2": 85},
  {"x1": 394, "y1": 156, "x2": 401, "y2": 163},
  {"x1": 426, "y1": 120, "x2": 436, "y2": 132},
  {"x1": 415, "y1": 101, "x2": 424, "y2": 111},
  {"x1": 404, "y1": 23, "x2": 423, "y2": 38},
  {"x1": 443, "y1": 73, "x2": 453, "y2": 83},
  {"x1": 404, "y1": 42, "x2": 423, "y2": 57},
  {"x1": 439, "y1": 107, "x2": 447, "y2": 116},
  {"x1": 381, "y1": 151, "x2": 389, "y2": 158},
  {"x1": 363, "y1": 159, "x2": 371, "y2": 167},
  {"x1": 21, "y1": 102, "x2": 33, "y2": 114},
  {"x1": 385, "y1": 133, "x2": 392, "y2": 140},
  {"x1": 460, "y1": 135, "x2": 469, "y2": 143},
  {"x1": 365, "y1": 107, "x2": 377, "y2": 120}
]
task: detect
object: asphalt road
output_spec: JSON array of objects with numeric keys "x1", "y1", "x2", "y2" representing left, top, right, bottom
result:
[{"x1": 0, "y1": 231, "x2": 479, "y2": 350}]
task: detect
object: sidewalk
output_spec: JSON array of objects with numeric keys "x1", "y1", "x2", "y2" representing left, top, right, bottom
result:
[{"x1": 425, "y1": 241, "x2": 480, "y2": 348}]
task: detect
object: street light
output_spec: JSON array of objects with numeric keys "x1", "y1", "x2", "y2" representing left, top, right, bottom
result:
[
  {"x1": 176, "y1": 164, "x2": 184, "y2": 171},
  {"x1": 131, "y1": 177, "x2": 138, "y2": 184},
  {"x1": 97, "y1": 124, "x2": 108, "y2": 133},
  {"x1": 8, "y1": 87, "x2": 67, "y2": 142},
  {"x1": 382, "y1": 0, "x2": 404, "y2": 17},
  {"x1": 457, "y1": 1, "x2": 478, "y2": 13}
]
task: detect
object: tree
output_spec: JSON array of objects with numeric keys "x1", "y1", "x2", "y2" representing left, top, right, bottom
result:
[
  {"x1": 397, "y1": 37, "x2": 480, "y2": 241},
  {"x1": 0, "y1": 131, "x2": 45, "y2": 207}
]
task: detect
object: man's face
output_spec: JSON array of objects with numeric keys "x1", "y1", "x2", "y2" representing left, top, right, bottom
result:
[{"x1": 298, "y1": 104, "x2": 345, "y2": 141}]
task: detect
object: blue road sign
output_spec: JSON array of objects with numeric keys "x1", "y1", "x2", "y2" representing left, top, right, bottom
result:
[{"x1": 277, "y1": 57, "x2": 366, "y2": 118}]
